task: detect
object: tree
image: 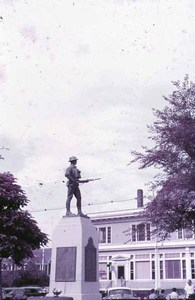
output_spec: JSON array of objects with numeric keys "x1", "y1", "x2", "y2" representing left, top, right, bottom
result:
[
  {"x1": 0, "y1": 172, "x2": 48, "y2": 300},
  {"x1": 130, "y1": 75, "x2": 195, "y2": 240},
  {"x1": 2, "y1": 269, "x2": 20, "y2": 288},
  {"x1": 13, "y1": 260, "x2": 49, "y2": 287}
]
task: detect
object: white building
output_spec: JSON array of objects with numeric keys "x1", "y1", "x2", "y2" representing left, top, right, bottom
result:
[{"x1": 90, "y1": 190, "x2": 195, "y2": 293}]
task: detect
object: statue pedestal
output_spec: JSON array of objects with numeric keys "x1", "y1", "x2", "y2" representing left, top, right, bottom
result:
[{"x1": 49, "y1": 216, "x2": 101, "y2": 300}]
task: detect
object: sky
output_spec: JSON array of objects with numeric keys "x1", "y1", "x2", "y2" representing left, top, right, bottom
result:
[{"x1": 1, "y1": 0, "x2": 195, "y2": 244}]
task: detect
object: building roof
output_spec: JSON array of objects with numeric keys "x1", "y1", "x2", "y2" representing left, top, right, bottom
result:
[{"x1": 89, "y1": 207, "x2": 144, "y2": 223}]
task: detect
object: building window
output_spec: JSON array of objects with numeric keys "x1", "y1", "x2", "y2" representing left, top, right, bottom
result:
[
  {"x1": 182, "y1": 260, "x2": 186, "y2": 279},
  {"x1": 152, "y1": 261, "x2": 155, "y2": 279},
  {"x1": 191, "y1": 260, "x2": 195, "y2": 279},
  {"x1": 108, "y1": 263, "x2": 112, "y2": 280},
  {"x1": 137, "y1": 223, "x2": 145, "y2": 241},
  {"x1": 98, "y1": 226, "x2": 111, "y2": 244},
  {"x1": 99, "y1": 227, "x2": 106, "y2": 243},
  {"x1": 165, "y1": 260, "x2": 181, "y2": 279},
  {"x1": 185, "y1": 229, "x2": 193, "y2": 239},
  {"x1": 135, "y1": 261, "x2": 150, "y2": 279},
  {"x1": 130, "y1": 261, "x2": 134, "y2": 280},
  {"x1": 107, "y1": 226, "x2": 111, "y2": 243},
  {"x1": 146, "y1": 223, "x2": 150, "y2": 240},
  {"x1": 178, "y1": 228, "x2": 194, "y2": 239},
  {"x1": 160, "y1": 261, "x2": 163, "y2": 279},
  {"x1": 165, "y1": 253, "x2": 180, "y2": 258},
  {"x1": 132, "y1": 225, "x2": 136, "y2": 242},
  {"x1": 131, "y1": 223, "x2": 151, "y2": 242},
  {"x1": 135, "y1": 254, "x2": 150, "y2": 259},
  {"x1": 99, "y1": 262, "x2": 107, "y2": 280},
  {"x1": 118, "y1": 266, "x2": 125, "y2": 279},
  {"x1": 178, "y1": 229, "x2": 183, "y2": 239}
]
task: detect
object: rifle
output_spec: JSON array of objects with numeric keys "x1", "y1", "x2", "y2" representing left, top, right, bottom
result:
[
  {"x1": 62, "y1": 178, "x2": 101, "y2": 184},
  {"x1": 79, "y1": 178, "x2": 101, "y2": 183},
  {"x1": 87, "y1": 178, "x2": 101, "y2": 182}
]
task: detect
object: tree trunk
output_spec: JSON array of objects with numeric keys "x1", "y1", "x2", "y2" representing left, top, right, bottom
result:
[{"x1": 0, "y1": 259, "x2": 2, "y2": 300}]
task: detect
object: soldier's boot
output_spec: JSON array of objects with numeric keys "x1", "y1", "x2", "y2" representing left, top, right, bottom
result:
[
  {"x1": 66, "y1": 211, "x2": 76, "y2": 217},
  {"x1": 77, "y1": 210, "x2": 89, "y2": 218},
  {"x1": 66, "y1": 200, "x2": 76, "y2": 217}
]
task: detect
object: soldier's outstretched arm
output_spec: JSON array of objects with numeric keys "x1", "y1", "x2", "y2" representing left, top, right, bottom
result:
[{"x1": 78, "y1": 179, "x2": 89, "y2": 183}]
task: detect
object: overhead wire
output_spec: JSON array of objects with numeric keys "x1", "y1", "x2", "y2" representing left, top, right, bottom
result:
[{"x1": 28, "y1": 196, "x2": 147, "y2": 213}]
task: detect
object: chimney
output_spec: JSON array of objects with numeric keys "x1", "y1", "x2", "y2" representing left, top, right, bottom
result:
[{"x1": 137, "y1": 189, "x2": 143, "y2": 208}]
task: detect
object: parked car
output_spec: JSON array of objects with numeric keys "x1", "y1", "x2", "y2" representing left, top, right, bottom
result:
[
  {"x1": 18, "y1": 286, "x2": 47, "y2": 297},
  {"x1": 3, "y1": 288, "x2": 18, "y2": 300},
  {"x1": 3, "y1": 286, "x2": 47, "y2": 300},
  {"x1": 132, "y1": 289, "x2": 151, "y2": 300},
  {"x1": 103, "y1": 287, "x2": 139, "y2": 300}
]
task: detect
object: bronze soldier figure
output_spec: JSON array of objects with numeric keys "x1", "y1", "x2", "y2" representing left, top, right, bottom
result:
[{"x1": 65, "y1": 156, "x2": 89, "y2": 218}]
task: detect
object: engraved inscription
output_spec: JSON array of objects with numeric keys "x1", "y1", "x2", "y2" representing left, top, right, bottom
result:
[
  {"x1": 55, "y1": 247, "x2": 76, "y2": 282},
  {"x1": 85, "y1": 237, "x2": 97, "y2": 282}
]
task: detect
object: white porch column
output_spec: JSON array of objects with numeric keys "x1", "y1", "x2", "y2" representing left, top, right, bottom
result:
[{"x1": 185, "y1": 247, "x2": 191, "y2": 280}]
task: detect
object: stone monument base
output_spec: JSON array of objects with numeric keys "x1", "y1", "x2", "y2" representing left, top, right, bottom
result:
[{"x1": 49, "y1": 216, "x2": 101, "y2": 300}]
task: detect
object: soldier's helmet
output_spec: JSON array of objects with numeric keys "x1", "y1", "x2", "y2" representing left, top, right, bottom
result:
[{"x1": 69, "y1": 156, "x2": 78, "y2": 162}]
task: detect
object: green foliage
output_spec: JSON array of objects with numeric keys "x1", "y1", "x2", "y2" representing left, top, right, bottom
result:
[
  {"x1": 13, "y1": 260, "x2": 49, "y2": 287},
  {"x1": 13, "y1": 269, "x2": 49, "y2": 287},
  {"x1": 0, "y1": 172, "x2": 48, "y2": 263},
  {"x1": 0, "y1": 172, "x2": 48, "y2": 300},
  {"x1": 2, "y1": 260, "x2": 49, "y2": 288},
  {"x1": 131, "y1": 75, "x2": 195, "y2": 240},
  {"x1": 0, "y1": 173, "x2": 28, "y2": 211},
  {"x1": 2, "y1": 270, "x2": 20, "y2": 288}
]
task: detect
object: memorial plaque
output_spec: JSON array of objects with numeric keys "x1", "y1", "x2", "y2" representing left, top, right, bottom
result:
[
  {"x1": 55, "y1": 247, "x2": 76, "y2": 282},
  {"x1": 85, "y1": 237, "x2": 97, "y2": 282}
]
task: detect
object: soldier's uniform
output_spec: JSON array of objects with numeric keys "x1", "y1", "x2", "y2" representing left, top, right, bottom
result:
[{"x1": 65, "y1": 156, "x2": 88, "y2": 217}]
